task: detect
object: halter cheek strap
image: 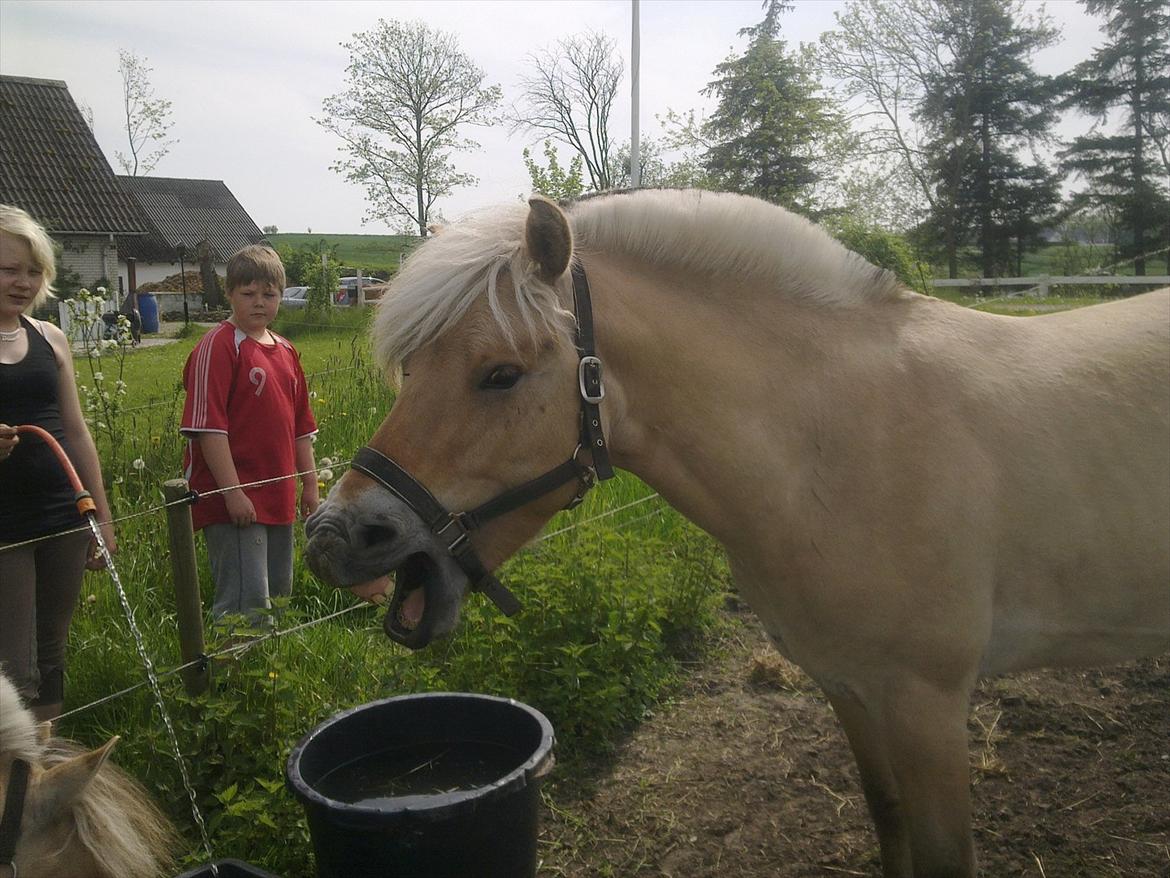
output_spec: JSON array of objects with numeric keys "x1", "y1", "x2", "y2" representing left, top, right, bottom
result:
[
  {"x1": 350, "y1": 263, "x2": 615, "y2": 617},
  {"x1": 0, "y1": 758, "x2": 30, "y2": 873}
]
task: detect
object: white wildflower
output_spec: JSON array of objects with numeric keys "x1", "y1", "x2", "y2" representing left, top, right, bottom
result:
[
  {"x1": 132, "y1": 458, "x2": 146, "y2": 471},
  {"x1": 319, "y1": 469, "x2": 334, "y2": 482},
  {"x1": 319, "y1": 457, "x2": 333, "y2": 468},
  {"x1": 93, "y1": 372, "x2": 104, "y2": 382}
]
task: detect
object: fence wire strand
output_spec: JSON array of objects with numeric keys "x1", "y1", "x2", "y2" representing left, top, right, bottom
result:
[{"x1": 48, "y1": 480, "x2": 663, "y2": 723}]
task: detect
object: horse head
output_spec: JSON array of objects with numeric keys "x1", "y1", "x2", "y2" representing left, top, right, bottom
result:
[
  {"x1": 306, "y1": 197, "x2": 602, "y2": 649},
  {"x1": 0, "y1": 673, "x2": 177, "y2": 878}
]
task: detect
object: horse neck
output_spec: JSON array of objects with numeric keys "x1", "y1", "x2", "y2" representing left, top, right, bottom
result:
[{"x1": 588, "y1": 255, "x2": 908, "y2": 552}]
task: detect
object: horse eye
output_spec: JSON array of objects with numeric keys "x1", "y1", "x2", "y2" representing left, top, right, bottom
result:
[{"x1": 480, "y1": 365, "x2": 523, "y2": 390}]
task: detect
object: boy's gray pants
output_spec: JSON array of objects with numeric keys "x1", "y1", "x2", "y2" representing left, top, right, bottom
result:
[{"x1": 204, "y1": 523, "x2": 294, "y2": 623}]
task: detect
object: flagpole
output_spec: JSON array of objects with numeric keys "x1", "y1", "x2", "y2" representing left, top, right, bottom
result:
[{"x1": 630, "y1": 0, "x2": 641, "y2": 188}]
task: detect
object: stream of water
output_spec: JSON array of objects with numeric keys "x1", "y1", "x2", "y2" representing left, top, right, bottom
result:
[{"x1": 86, "y1": 513, "x2": 220, "y2": 878}]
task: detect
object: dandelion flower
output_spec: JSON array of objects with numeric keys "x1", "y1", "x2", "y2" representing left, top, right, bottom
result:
[
  {"x1": 319, "y1": 457, "x2": 333, "y2": 468},
  {"x1": 132, "y1": 458, "x2": 146, "y2": 471}
]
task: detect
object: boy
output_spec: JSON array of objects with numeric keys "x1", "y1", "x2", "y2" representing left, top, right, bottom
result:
[{"x1": 180, "y1": 245, "x2": 318, "y2": 622}]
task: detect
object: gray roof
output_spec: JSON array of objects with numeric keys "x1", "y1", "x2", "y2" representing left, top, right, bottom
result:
[
  {"x1": 116, "y1": 176, "x2": 265, "y2": 263},
  {"x1": 0, "y1": 75, "x2": 147, "y2": 235}
]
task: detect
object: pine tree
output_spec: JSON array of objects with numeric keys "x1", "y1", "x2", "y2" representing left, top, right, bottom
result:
[
  {"x1": 918, "y1": 0, "x2": 1061, "y2": 278},
  {"x1": 1060, "y1": 0, "x2": 1170, "y2": 275},
  {"x1": 701, "y1": 1, "x2": 846, "y2": 213}
]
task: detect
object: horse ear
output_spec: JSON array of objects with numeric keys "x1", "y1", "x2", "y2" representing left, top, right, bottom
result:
[
  {"x1": 525, "y1": 196, "x2": 572, "y2": 283},
  {"x1": 30, "y1": 736, "x2": 119, "y2": 821}
]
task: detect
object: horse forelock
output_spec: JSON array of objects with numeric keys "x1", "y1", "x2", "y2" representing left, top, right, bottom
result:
[
  {"x1": 372, "y1": 202, "x2": 575, "y2": 377},
  {"x1": 566, "y1": 189, "x2": 904, "y2": 307}
]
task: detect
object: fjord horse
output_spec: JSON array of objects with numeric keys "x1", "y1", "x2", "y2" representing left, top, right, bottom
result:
[
  {"x1": 0, "y1": 671, "x2": 176, "y2": 878},
  {"x1": 304, "y1": 189, "x2": 1170, "y2": 877}
]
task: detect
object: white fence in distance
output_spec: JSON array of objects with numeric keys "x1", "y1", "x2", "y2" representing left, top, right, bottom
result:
[{"x1": 930, "y1": 275, "x2": 1170, "y2": 297}]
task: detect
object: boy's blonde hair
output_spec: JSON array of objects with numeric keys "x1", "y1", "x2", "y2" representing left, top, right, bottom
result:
[
  {"x1": 0, "y1": 204, "x2": 57, "y2": 311},
  {"x1": 226, "y1": 245, "x2": 286, "y2": 293}
]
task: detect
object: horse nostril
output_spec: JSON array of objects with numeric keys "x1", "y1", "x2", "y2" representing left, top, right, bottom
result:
[{"x1": 362, "y1": 524, "x2": 398, "y2": 548}]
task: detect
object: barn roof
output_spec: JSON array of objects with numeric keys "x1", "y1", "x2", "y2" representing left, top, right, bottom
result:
[
  {"x1": 116, "y1": 176, "x2": 265, "y2": 263},
  {"x1": 0, "y1": 75, "x2": 147, "y2": 236}
]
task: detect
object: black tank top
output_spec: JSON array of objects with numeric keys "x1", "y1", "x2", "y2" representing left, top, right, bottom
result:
[{"x1": 0, "y1": 317, "x2": 83, "y2": 541}]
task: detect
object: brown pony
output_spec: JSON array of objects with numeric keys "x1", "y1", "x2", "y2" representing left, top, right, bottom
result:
[
  {"x1": 305, "y1": 189, "x2": 1170, "y2": 877},
  {"x1": 0, "y1": 671, "x2": 177, "y2": 878}
]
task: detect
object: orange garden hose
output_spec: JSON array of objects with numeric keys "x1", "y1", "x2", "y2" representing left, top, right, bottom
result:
[{"x1": 13, "y1": 424, "x2": 97, "y2": 518}]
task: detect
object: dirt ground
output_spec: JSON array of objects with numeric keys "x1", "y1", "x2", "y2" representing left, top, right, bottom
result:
[{"x1": 538, "y1": 602, "x2": 1169, "y2": 877}]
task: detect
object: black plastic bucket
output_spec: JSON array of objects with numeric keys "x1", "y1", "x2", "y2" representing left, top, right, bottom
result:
[{"x1": 286, "y1": 692, "x2": 555, "y2": 878}]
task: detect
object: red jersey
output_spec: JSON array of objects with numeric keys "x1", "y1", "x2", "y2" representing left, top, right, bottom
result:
[{"x1": 181, "y1": 322, "x2": 317, "y2": 530}]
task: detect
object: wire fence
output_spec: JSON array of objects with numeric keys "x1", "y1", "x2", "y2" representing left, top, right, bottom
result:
[{"x1": 21, "y1": 454, "x2": 664, "y2": 724}]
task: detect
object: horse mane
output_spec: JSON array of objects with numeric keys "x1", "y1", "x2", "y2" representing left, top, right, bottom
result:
[
  {"x1": 1, "y1": 671, "x2": 176, "y2": 878},
  {"x1": 371, "y1": 189, "x2": 902, "y2": 374}
]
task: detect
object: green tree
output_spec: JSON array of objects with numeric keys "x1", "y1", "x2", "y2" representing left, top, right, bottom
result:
[
  {"x1": 700, "y1": 0, "x2": 847, "y2": 213},
  {"x1": 523, "y1": 141, "x2": 585, "y2": 201},
  {"x1": 319, "y1": 19, "x2": 502, "y2": 235},
  {"x1": 115, "y1": 49, "x2": 176, "y2": 176},
  {"x1": 1060, "y1": 0, "x2": 1170, "y2": 275},
  {"x1": 918, "y1": 0, "x2": 1061, "y2": 278}
]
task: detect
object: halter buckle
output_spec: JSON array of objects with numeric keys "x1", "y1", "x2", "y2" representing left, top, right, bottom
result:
[
  {"x1": 564, "y1": 445, "x2": 598, "y2": 510},
  {"x1": 434, "y1": 511, "x2": 472, "y2": 553},
  {"x1": 578, "y1": 355, "x2": 605, "y2": 404}
]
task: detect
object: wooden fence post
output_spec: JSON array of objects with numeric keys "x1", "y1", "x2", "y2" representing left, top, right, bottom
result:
[{"x1": 163, "y1": 479, "x2": 209, "y2": 695}]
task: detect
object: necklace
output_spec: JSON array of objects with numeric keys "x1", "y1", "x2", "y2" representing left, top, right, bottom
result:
[{"x1": 0, "y1": 326, "x2": 22, "y2": 342}]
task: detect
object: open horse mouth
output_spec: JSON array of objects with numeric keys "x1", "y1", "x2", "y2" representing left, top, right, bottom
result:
[{"x1": 384, "y1": 552, "x2": 444, "y2": 648}]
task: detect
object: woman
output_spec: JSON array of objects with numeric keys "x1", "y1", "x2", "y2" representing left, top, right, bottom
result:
[{"x1": 0, "y1": 204, "x2": 116, "y2": 723}]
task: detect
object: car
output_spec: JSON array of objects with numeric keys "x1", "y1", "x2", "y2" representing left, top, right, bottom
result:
[{"x1": 282, "y1": 286, "x2": 310, "y2": 309}]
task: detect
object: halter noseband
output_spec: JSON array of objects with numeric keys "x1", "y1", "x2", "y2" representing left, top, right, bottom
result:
[
  {"x1": 351, "y1": 264, "x2": 614, "y2": 617},
  {"x1": 0, "y1": 758, "x2": 30, "y2": 874}
]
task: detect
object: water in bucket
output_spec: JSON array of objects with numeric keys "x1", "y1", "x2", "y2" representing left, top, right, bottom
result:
[{"x1": 313, "y1": 739, "x2": 527, "y2": 808}]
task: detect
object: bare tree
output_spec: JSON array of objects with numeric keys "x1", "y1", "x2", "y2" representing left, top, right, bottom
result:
[
  {"x1": 512, "y1": 32, "x2": 623, "y2": 191},
  {"x1": 816, "y1": 0, "x2": 950, "y2": 211},
  {"x1": 318, "y1": 19, "x2": 501, "y2": 235},
  {"x1": 115, "y1": 50, "x2": 175, "y2": 176}
]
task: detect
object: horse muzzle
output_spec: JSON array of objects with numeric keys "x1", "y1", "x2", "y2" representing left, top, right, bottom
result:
[{"x1": 305, "y1": 493, "x2": 469, "y2": 649}]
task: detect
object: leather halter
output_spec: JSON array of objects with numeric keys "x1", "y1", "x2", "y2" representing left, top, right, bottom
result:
[
  {"x1": 351, "y1": 263, "x2": 615, "y2": 616},
  {"x1": 0, "y1": 758, "x2": 30, "y2": 874}
]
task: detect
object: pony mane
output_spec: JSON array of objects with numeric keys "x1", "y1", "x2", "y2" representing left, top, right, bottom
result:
[
  {"x1": 371, "y1": 189, "x2": 902, "y2": 373},
  {"x1": 0, "y1": 672, "x2": 42, "y2": 761}
]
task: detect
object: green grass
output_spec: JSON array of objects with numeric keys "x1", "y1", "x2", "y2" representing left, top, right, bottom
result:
[{"x1": 267, "y1": 232, "x2": 422, "y2": 275}]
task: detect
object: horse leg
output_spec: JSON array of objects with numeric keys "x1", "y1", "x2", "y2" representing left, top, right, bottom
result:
[
  {"x1": 826, "y1": 687, "x2": 913, "y2": 878},
  {"x1": 883, "y1": 677, "x2": 976, "y2": 878}
]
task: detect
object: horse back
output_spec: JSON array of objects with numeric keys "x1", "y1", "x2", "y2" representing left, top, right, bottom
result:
[{"x1": 975, "y1": 289, "x2": 1170, "y2": 672}]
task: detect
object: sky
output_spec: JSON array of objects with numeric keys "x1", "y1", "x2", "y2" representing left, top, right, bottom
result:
[{"x1": 0, "y1": 0, "x2": 1106, "y2": 235}]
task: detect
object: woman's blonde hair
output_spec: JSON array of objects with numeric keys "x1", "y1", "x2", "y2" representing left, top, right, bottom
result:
[{"x1": 0, "y1": 204, "x2": 57, "y2": 311}]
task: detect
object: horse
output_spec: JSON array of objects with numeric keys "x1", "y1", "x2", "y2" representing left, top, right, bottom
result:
[
  {"x1": 0, "y1": 671, "x2": 177, "y2": 878},
  {"x1": 303, "y1": 189, "x2": 1170, "y2": 877}
]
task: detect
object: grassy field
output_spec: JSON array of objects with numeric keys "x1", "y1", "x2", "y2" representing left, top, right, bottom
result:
[{"x1": 267, "y1": 232, "x2": 422, "y2": 276}]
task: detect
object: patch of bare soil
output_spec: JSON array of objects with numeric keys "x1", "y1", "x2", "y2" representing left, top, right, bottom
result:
[{"x1": 539, "y1": 604, "x2": 1169, "y2": 877}]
